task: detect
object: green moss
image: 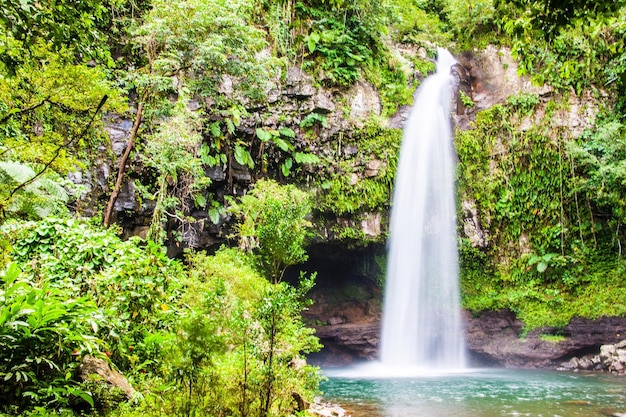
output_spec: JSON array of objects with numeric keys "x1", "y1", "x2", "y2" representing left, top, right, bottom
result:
[
  {"x1": 314, "y1": 120, "x2": 401, "y2": 217},
  {"x1": 539, "y1": 334, "x2": 566, "y2": 343},
  {"x1": 457, "y1": 97, "x2": 626, "y2": 332},
  {"x1": 366, "y1": 53, "x2": 416, "y2": 117},
  {"x1": 319, "y1": 176, "x2": 392, "y2": 216},
  {"x1": 342, "y1": 283, "x2": 372, "y2": 302}
]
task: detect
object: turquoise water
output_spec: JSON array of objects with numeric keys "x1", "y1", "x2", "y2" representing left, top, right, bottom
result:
[{"x1": 320, "y1": 368, "x2": 626, "y2": 417}]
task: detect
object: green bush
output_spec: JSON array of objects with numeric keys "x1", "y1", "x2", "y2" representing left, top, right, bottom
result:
[
  {"x1": 230, "y1": 179, "x2": 312, "y2": 283},
  {"x1": 6, "y1": 218, "x2": 185, "y2": 373},
  {"x1": 0, "y1": 263, "x2": 101, "y2": 411}
]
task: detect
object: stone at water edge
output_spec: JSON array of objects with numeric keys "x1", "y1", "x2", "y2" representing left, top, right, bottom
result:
[
  {"x1": 309, "y1": 397, "x2": 351, "y2": 417},
  {"x1": 558, "y1": 340, "x2": 626, "y2": 374}
]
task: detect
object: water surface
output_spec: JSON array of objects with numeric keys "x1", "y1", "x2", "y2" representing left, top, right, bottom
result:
[{"x1": 321, "y1": 368, "x2": 626, "y2": 417}]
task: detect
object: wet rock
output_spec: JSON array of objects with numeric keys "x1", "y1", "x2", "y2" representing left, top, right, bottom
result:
[
  {"x1": 364, "y1": 159, "x2": 383, "y2": 177},
  {"x1": 218, "y1": 75, "x2": 234, "y2": 96},
  {"x1": 387, "y1": 104, "x2": 412, "y2": 129},
  {"x1": 114, "y1": 180, "x2": 138, "y2": 211},
  {"x1": 360, "y1": 212, "x2": 382, "y2": 239},
  {"x1": 313, "y1": 322, "x2": 380, "y2": 363},
  {"x1": 231, "y1": 162, "x2": 252, "y2": 182},
  {"x1": 314, "y1": 91, "x2": 336, "y2": 113},
  {"x1": 106, "y1": 117, "x2": 134, "y2": 156},
  {"x1": 187, "y1": 99, "x2": 202, "y2": 111},
  {"x1": 461, "y1": 199, "x2": 487, "y2": 248},
  {"x1": 286, "y1": 66, "x2": 317, "y2": 98},
  {"x1": 601, "y1": 344, "x2": 618, "y2": 360},
  {"x1": 328, "y1": 316, "x2": 345, "y2": 325},
  {"x1": 349, "y1": 81, "x2": 381, "y2": 122},
  {"x1": 457, "y1": 46, "x2": 552, "y2": 112},
  {"x1": 343, "y1": 144, "x2": 359, "y2": 157},
  {"x1": 464, "y1": 310, "x2": 626, "y2": 370},
  {"x1": 205, "y1": 165, "x2": 226, "y2": 182}
]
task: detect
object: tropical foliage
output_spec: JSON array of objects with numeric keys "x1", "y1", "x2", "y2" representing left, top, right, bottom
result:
[
  {"x1": 2, "y1": 0, "x2": 626, "y2": 414},
  {"x1": 0, "y1": 183, "x2": 319, "y2": 416}
]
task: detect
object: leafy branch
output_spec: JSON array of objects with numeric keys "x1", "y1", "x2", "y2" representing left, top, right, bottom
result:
[{"x1": 1, "y1": 95, "x2": 108, "y2": 218}]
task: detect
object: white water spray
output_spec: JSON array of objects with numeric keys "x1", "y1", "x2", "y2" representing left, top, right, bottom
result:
[{"x1": 380, "y1": 49, "x2": 465, "y2": 371}]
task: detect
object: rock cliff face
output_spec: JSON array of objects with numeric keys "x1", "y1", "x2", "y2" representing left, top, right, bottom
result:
[
  {"x1": 464, "y1": 310, "x2": 626, "y2": 369},
  {"x1": 97, "y1": 44, "x2": 626, "y2": 371},
  {"x1": 92, "y1": 55, "x2": 396, "y2": 254},
  {"x1": 294, "y1": 244, "x2": 383, "y2": 366}
]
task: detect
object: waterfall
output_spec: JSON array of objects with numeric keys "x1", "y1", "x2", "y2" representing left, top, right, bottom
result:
[{"x1": 380, "y1": 49, "x2": 465, "y2": 371}]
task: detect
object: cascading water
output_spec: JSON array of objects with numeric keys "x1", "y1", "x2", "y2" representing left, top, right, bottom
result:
[{"x1": 380, "y1": 49, "x2": 465, "y2": 371}]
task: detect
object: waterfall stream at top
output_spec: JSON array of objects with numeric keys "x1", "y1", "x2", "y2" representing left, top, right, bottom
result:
[{"x1": 379, "y1": 48, "x2": 465, "y2": 373}]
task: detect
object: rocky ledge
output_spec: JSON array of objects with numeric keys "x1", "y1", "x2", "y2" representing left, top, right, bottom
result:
[
  {"x1": 465, "y1": 310, "x2": 626, "y2": 370},
  {"x1": 309, "y1": 307, "x2": 626, "y2": 372}
]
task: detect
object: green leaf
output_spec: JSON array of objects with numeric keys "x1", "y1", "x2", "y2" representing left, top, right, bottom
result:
[
  {"x1": 194, "y1": 194, "x2": 207, "y2": 208},
  {"x1": 3, "y1": 262, "x2": 22, "y2": 286},
  {"x1": 28, "y1": 178, "x2": 69, "y2": 202},
  {"x1": 256, "y1": 127, "x2": 273, "y2": 142},
  {"x1": 0, "y1": 161, "x2": 36, "y2": 183},
  {"x1": 234, "y1": 145, "x2": 254, "y2": 169},
  {"x1": 294, "y1": 152, "x2": 320, "y2": 164},
  {"x1": 209, "y1": 121, "x2": 221, "y2": 138},
  {"x1": 225, "y1": 118, "x2": 235, "y2": 134},
  {"x1": 281, "y1": 158, "x2": 293, "y2": 177},
  {"x1": 307, "y1": 32, "x2": 320, "y2": 53},
  {"x1": 272, "y1": 137, "x2": 293, "y2": 152},
  {"x1": 73, "y1": 389, "x2": 95, "y2": 407},
  {"x1": 537, "y1": 262, "x2": 548, "y2": 273},
  {"x1": 209, "y1": 207, "x2": 220, "y2": 225},
  {"x1": 279, "y1": 127, "x2": 296, "y2": 138}
]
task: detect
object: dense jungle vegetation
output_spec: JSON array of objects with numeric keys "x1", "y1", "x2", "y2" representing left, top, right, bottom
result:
[{"x1": 1, "y1": 0, "x2": 626, "y2": 415}]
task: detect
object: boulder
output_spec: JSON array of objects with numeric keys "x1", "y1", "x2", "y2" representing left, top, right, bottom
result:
[
  {"x1": 559, "y1": 341, "x2": 626, "y2": 374},
  {"x1": 78, "y1": 355, "x2": 135, "y2": 399},
  {"x1": 286, "y1": 66, "x2": 317, "y2": 98},
  {"x1": 310, "y1": 398, "x2": 351, "y2": 417}
]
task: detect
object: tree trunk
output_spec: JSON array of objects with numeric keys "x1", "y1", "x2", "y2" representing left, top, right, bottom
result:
[{"x1": 103, "y1": 102, "x2": 144, "y2": 227}]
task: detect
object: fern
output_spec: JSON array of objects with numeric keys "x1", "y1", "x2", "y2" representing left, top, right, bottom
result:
[
  {"x1": 0, "y1": 161, "x2": 35, "y2": 183},
  {"x1": 26, "y1": 179, "x2": 69, "y2": 203},
  {"x1": 0, "y1": 161, "x2": 69, "y2": 222}
]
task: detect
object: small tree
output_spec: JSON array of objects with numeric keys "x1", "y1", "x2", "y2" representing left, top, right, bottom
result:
[
  {"x1": 231, "y1": 179, "x2": 312, "y2": 283},
  {"x1": 229, "y1": 180, "x2": 321, "y2": 416},
  {"x1": 176, "y1": 248, "x2": 321, "y2": 417}
]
